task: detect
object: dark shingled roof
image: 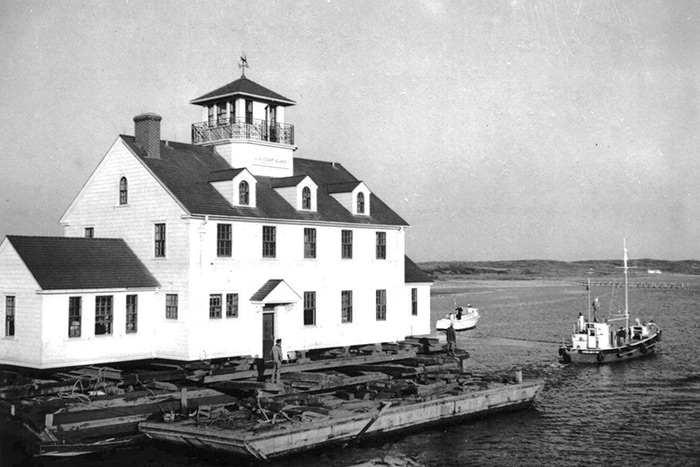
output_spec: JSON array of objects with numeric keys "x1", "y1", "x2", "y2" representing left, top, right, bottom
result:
[
  {"x1": 405, "y1": 256, "x2": 433, "y2": 283},
  {"x1": 190, "y1": 76, "x2": 296, "y2": 106},
  {"x1": 122, "y1": 136, "x2": 408, "y2": 227},
  {"x1": 326, "y1": 181, "x2": 362, "y2": 194},
  {"x1": 208, "y1": 168, "x2": 246, "y2": 182},
  {"x1": 7, "y1": 236, "x2": 160, "y2": 290},
  {"x1": 250, "y1": 279, "x2": 284, "y2": 302}
]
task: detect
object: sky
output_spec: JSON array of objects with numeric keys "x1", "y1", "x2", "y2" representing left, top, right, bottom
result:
[{"x1": 0, "y1": 0, "x2": 698, "y2": 262}]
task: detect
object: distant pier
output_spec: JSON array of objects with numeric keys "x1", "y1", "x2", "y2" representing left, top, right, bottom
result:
[{"x1": 580, "y1": 281, "x2": 688, "y2": 289}]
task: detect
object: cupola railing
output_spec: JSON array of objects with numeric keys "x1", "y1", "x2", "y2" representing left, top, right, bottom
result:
[{"x1": 192, "y1": 118, "x2": 294, "y2": 145}]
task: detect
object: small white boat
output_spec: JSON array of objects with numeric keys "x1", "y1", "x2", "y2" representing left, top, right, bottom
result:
[{"x1": 436, "y1": 305, "x2": 480, "y2": 332}]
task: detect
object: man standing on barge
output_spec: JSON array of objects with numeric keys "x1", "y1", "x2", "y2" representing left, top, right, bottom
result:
[
  {"x1": 271, "y1": 339, "x2": 283, "y2": 384},
  {"x1": 446, "y1": 323, "x2": 457, "y2": 356}
]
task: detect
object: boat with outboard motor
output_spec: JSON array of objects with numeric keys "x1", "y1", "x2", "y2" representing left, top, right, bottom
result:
[
  {"x1": 558, "y1": 241, "x2": 662, "y2": 364},
  {"x1": 436, "y1": 305, "x2": 480, "y2": 332}
]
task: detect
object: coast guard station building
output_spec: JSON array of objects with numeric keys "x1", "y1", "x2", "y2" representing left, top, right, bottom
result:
[{"x1": 0, "y1": 73, "x2": 432, "y2": 369}]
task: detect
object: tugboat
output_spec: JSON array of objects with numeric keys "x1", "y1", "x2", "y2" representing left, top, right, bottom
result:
[
  {"x1": 436, "y1": 304, "x2": 480, "y2": 332},
  {"x1": 559, "y1": 241, "x2": 662, "y2": 364}
]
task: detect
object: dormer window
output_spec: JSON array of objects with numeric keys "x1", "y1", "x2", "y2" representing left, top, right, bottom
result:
[
  {"x1": 119, "y1": 177, "x2": 128, "y2": 205},
  {"x1": 302, "y1": 187, "x2": 311, "y2": 209},
  {"x1": 357, "y1": 192, "x2": 365, "y2": 214},
  {"x1": 271, "y1": 175, "x2": 317, "y2": 212},
  {"x1": 327, "y1": 181, "x2": 371, "y2": 216},
  {"x1": 239, "y1": 181, "x2": 250, "y2": 205}
]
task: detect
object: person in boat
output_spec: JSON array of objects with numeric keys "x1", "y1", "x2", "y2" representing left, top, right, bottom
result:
[
  {"x1": 578, "y1": 313, "x2": 585, "y2": 333},
  {"x1": 446, "y1": 322, "x2": 457, "y2": 356},
  {"x1": 616, "y1": 327, "x2": 626, "y2": 346},
  {"x1": 456, "y1": 307, "x2": 463, "y2": 320}
]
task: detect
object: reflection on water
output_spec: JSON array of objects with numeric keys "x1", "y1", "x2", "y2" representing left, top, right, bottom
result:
[{"x1": 7, "y1": 278, "x2": 700, "y2": 467}]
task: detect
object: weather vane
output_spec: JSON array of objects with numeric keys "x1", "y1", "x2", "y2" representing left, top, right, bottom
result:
[{"x1": 239, "y1": 54, "x2": 249, "y2": 77}]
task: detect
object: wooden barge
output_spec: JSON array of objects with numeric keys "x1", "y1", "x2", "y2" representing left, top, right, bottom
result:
[
  {"x1": 0, "y1": 337, "x2": 543, "y2": 460},
  {"x1": 140, "y1": 380, "x2": 542, "y2": 461}
]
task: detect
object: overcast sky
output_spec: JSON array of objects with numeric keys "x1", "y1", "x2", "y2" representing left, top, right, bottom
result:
[{"x1": 1, "y1": 0, "x2": 698, "y2": 262}]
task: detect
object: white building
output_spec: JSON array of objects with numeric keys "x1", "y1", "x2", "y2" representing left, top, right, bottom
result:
[{"x1": 1, "y1": 75, "x2": 432, "y2": 369}]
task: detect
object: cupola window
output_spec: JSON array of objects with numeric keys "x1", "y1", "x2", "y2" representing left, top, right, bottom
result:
[
  {"x1": 217, "y1": 103, "x2": 227, "y2": 124},
  {"x1": 239, "y1": 181, "x2": 250, "y2": 205},
  {"x1": 119, "y1": 177, "x2": 128, "y2": 205}
]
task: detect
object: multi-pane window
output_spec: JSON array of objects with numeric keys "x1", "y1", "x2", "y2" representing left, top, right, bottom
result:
[
  {"x1": 357, "y1": 192, "x2": 365, "y2": 214},
  {"x1": 376, "y1": 290, "x2": 387, "y2": 321},
  {"x1": 95, "y1": 296, "x2": 113, "y2": 335},
  {"x1": 303, "y1": 291, "x2": 316, "y2": 326},
  {"x1": 84, "y1": 227, "x2": 94, "y2": 238},
  {"x1": 154, "y1": 223, "x2": 166, "y2": 257},
  {"x1": 126, "y1": 295, "x2": 138, "y2": 333},
  {"x1": 217, "y1": 103, "x2": 227, "y2": 124},
  {"x1": 304, "y1": 228, "x2": 316, "y2": 259},
  {"x1": 166, "y1": 294, "x2": 178, "y2": 319},
  {"x1": 217, "y1": 224, "x2": 232, "y2": 257},
  {"x1": 376, "y1": 232, "x2": 386, "y2": 260},
  {"x1": 341, "y1": 230, "x2": 353, "y2": 259},
  {"x1": 68, "y1": 296, "x2": 81, "y2": 338},
  {"x1": 239, "y1": 181, "x2": 249, "y2": 205},
  {"x1": 411, "y1": 288, "x2": 418, "y2": 316},
  {"x1": 208, "y1": 105, "x2": 216, "y2": 126},
  {"x1": 302, "y1": 187, "x2": 311, "y2": 209},
  {"x1": 245, "y1": 100, "x2": 253, "y2": 124},
  {"x1": 5, "y1": 296, "x2": 15, "y2": 337},
  {"x1": 119, "y1": 177, "x2": 128, "y2": 205},
  {"x1": 341, "y1": 290, "x2": 353, "y2": 323},
  {"x1": 226, "y1": 293, "x2": 239, "y2": 318},
  {"x1": 209, "y1": 294, "x2": 222, "y2": 319},
  {"x1": 263, "y1": 226, "x2": 276, "y2": 258}
]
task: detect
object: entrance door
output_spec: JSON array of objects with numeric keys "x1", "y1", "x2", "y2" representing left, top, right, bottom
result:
[{"x1": 262, "y1": 309, "x2": 275, "y2": 361}]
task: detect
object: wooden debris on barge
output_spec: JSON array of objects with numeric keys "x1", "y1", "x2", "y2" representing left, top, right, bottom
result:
[{"x1": 0, "y1": 337, "x2": 540, "y2": 460}]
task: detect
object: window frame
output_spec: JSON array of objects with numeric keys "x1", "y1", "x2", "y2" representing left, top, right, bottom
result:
[
  {"x1": 376, "y1": 231, "x2": 387, "y2": 260},
  {"x1": 226, "y1": 293, "x2": 239, "y2": 318},
  {"x1": 154, "y1": 223, "x2": 166, "y2": 258},
  {"x1": 262, "y1": 226, "x2": 276, "y2": 258},
  {"x1": 341, "y1": 290, "x2": 353, "y2": 323},
  {"x1": 303, "y1": 291, "x2": 316, "y2": 326},
  {"x1": 165, "y1": 294, "x2": 178, "y2": 320},
  {"x1": 95, "y1": 295, "x2": 113, "y2": 336},
  {"x1": 302, "y1": 186, "x2": 311, "y2": 210},
  {"x1": 5, "y1": 295, "x2": 15, "y2": 337},
  {"x1": 126, "y1": 294, "x2": 138, "y2": 334},
  {"x1": 357, "y1": 192, "x2": 365, "y2": 214},
  {"x1": 376, "y1": 289, "x2": 387, "y2": 321},
  {"x1": 209, "y1": 294, "x2": 222, "y2": 319},
  {"x1": 119, "y1": 177, "x2": 128, "y2": 205},
  {"x1": 239, "y1": 180, "x2": 250, "y2": 205},
  {"x1": 411, "y1": 288, "x2": 418, "y2": 316},
  {"x1": 217, "y1": 103, "x2": 227, "y2": 124},
  {"x1": 341, "y1": 230, "x2": 353, "y2": 259},
  {"x1": 84, "y1": 227, "x2": 94, "y2": 238},
  {"x1": 68, "y1": 296, "x2": 81, "y2": 338},
  {"x1": 304, "y1": 228, "x2": 316, "y2": 259},
  {"x1": 217, "y1": 223, "x2": 232, "y2": 257}
]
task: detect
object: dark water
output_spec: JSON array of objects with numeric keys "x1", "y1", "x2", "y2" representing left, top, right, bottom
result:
[{"x1": 6, "y1": 278, "x2": 700, "y2": 466}]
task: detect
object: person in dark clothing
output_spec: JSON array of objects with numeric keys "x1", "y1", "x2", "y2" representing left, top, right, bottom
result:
[
  {"x1": 446, "y1": 323, "x2": 457, "y2": 356},
  {"x1": 271, "y1": 339, "x2": 283, "y2": 384}
]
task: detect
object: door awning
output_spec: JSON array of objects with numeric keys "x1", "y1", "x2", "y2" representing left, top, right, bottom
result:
[{"x1": 250, "y1": 279, "x2": 301, "y2": 304}]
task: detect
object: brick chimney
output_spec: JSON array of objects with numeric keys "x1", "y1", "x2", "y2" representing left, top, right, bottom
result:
[{"x1": 133, "y1": 113, "x2": 162, "y2": 159}]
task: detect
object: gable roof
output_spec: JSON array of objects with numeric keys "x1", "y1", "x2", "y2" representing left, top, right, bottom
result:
[
  {"x1": 250, "y1": 279, "x2": 301, "y2": 303},
  {"x1": 405, "y1": 256, "x2": 433, "y2": 284},
  {"x1": 207, "y1": 168, "x2": 248, "y2": 182},
  {"x1": 190, "y1": 76, "x2": 296, "y2": 106},
  {"x1": 121, "y1": 136, "x2": 408, "y2": 227},
  {"x1": 6, "y1": 236, "x2": 159, "y2": 291}
]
